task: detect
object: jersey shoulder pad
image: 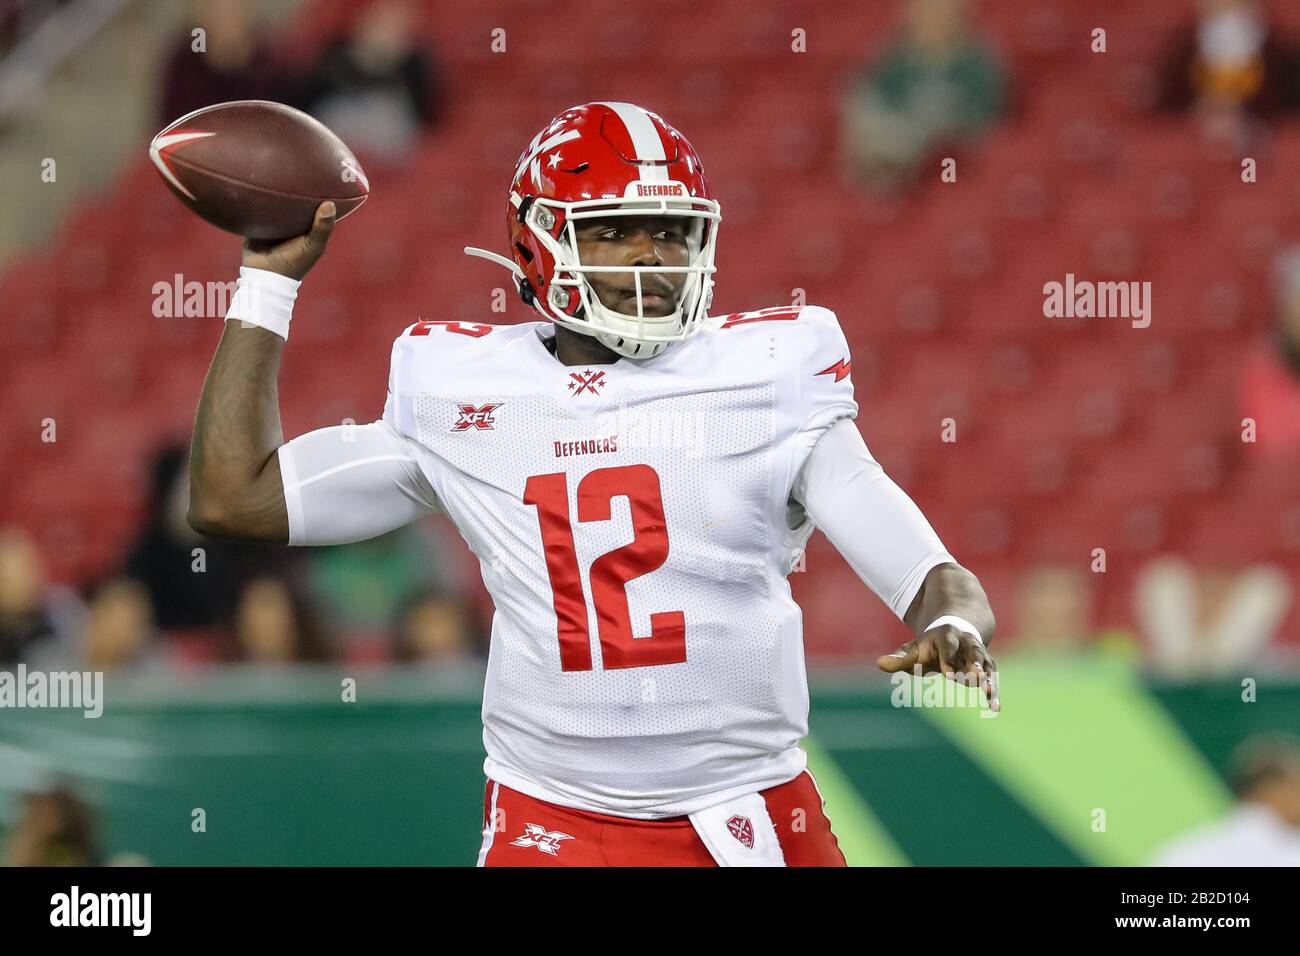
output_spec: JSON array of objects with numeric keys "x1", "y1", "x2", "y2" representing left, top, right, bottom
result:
[
  {"x1": 711, "y1": 304, "x2": 843, "y2": 343},
  {"x1": 390, "y1": 319, "x2": 538, "y2": 374},
  {"x1": 711, "y1": 304, "x2": 848, "y2": 364},
  {"x1": 396, "y1": 319, "x2": 524, "y2": 348},
  {"x1": 383, "y1": 320, "x2": 541, "y2": 437},
  {"x1": 707, "y1": 304, "x2": 855, "y2": 428},
  {"x1": 789, "y1": 305, "x2": 856, "y2": 431},
  {"x1": 794, "y1": 304, "x2": 852, "y2": 373},
  {"x1": 712, "y1": 304, "x2": 805, "y2": 331}
]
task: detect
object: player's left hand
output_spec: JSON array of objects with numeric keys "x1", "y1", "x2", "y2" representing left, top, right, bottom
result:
[{"x1": 876, "y1": 626, "x2": 1000, "y2": 712}]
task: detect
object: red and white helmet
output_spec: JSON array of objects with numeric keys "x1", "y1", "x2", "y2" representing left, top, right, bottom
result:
[{"x1": 465, "y1": 102, "x2": 721, "y2": 358}]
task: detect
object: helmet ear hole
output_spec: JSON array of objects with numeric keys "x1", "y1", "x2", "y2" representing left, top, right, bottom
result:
[{"x1": 515, "y1": 195, "x2": 535, "y2": 224}]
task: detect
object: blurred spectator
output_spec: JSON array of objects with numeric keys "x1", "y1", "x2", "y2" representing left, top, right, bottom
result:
[
  {"x1": 122, "y1": 443, "x2": 288, "y2": 637},
  {"x1": 841, "y1": 0, "x2": 1007, "y2": 193},
  {"x1": 159, "y1": 0, "x2": 293, "y2": 126},
  {"x1": 3, "y1": 785, "x2": 101, "y2": 867},
  {"x1": 1007, "y1": 563, "x2": 1092, "y2": 653},
  {"x1": 392, "y1": 589, "x2": 478, "y2": 667},
  {"x1": 298, "y1": 0, "x2": 443, "y2": 162},
  {"x1": 1136, "y1": 557, "x2": 1290, "y2": 676},
  {"x1": 231, "y1": 576, "x2": 333, "y2": 665},
  {"x1": 1239, "y1": 246, "x2": 1300, "y2": 459},
  {"x1": 0, "y1": 527, "x2": 83, "y2": 667},
  {"x1": 82, "y1": 578, "x2": 162, "y2": 672},
  {"x1": 28, "y1": 576, "x2": 171, "y2": 673},
  {"x1": 0, "y1": 0, "x2": 74, "y2": 59},
  {"x1": 1157, "y1": 0, "x2": 1299, "y2": 146},
  {"x1": 306, "y1": 525, "x2": 462, "y2": 642},
  {"x1": 1152, "y1": 734, "x2": 1300, "y2": 865}
]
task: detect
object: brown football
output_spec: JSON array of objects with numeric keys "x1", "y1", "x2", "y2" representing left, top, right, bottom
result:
[{"x1": 149, "y1": 100, "x2": 369, "y2": 240}]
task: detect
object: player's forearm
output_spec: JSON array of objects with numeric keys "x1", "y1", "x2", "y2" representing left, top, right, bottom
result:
[
  {"x1": 186, "y1": 217, "x2": 331, "y2": 541},
  {"x1": 187, "y1": 320, "x2": 289, "y2": 543},
  {"x1": 903, "y1": 563, "x2": 996, "y2": 644}
]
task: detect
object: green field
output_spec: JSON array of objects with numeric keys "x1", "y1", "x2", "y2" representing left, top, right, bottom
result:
[{"x1": 1, "y1": 654, "x2": 1293, "y2": 865}]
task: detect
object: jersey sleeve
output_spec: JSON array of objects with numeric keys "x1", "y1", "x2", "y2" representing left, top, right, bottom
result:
[
  {"x1": 785, "y1": 304, "x2": 860, "y2": 494},
  {"x1": 277, "y1": 326, "x2": 440, "y2": 546},
  {"x1": 277, "y1": 420, "x2": 440, "y2": 546},
  {"x1": 786, "y1": 308, "x2": 955, "y2": 620},
  {"x1": 791, "y1": 417, "x2": 957, "y2": 621},
  {"x1": 381, "y1": 323, "x2": 419, "y2": 440},
  {"x1": 796, "y1": 305, "x2": 859, "y2": 439}
]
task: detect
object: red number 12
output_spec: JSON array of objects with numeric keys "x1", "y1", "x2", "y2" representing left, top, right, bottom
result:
[{"x1": 523, "y1": 464, "x2": 686, "y2": 672}]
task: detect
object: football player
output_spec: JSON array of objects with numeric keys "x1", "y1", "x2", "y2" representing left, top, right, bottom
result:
[{"x1": 187, "y1": 102, "x2": 997, "y2": 867}]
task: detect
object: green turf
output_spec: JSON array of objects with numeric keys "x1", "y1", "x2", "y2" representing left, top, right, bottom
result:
[
  {"x1": 810, "y1": 685, "x2": 1083, "y2": 865},
  {"x1": 919, "y1": 653, "x2": 1232, "y2": 865}
]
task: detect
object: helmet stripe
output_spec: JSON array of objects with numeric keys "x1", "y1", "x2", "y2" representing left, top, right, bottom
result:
[{"x1": 597, "y1": 101, "x2": 667, "y2": 163}]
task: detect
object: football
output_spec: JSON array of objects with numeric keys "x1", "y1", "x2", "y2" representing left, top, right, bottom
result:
[{"x1": 149, "y1": 99, "x2": 369, "y2": 240}]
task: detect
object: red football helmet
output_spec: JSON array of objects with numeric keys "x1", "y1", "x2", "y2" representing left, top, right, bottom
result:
[{"x1": 465, "y1": 102, "x2": 721, "y2": 358}]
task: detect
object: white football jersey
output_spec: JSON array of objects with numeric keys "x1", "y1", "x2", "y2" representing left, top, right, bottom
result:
[{"x1": 380, "y1": 305, "x2": 859, "y2": 817}]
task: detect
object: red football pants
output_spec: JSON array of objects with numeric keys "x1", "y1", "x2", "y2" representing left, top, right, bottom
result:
[{"x1": 477, "y1": 770, "x2": 846, "y2": 867}]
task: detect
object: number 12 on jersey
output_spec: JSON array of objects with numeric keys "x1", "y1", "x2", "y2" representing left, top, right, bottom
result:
[{"x1": 523, "y1": 464, "x2": 687, "y2": 672}]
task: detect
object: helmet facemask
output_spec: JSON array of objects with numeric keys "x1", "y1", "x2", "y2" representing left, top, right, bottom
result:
[{"x1": 524, "y1": 193, "x2": 720, "y2": 359}]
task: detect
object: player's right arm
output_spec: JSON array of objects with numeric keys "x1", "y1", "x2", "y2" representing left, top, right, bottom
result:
[
  {"x1": 188, "y1": 202, "x2": 439, "y2": 544},
  {"x1": 187, "y1": 312, "x2": 293, "y2": 542}
]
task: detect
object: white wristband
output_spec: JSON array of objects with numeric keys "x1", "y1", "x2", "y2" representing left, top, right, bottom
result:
[
  {"x1": 225, "y1": 266, "x2": 301, "y2": 341},
  {"x1": 925, "y1": 615, "x2": 985, "y2": 646}
]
